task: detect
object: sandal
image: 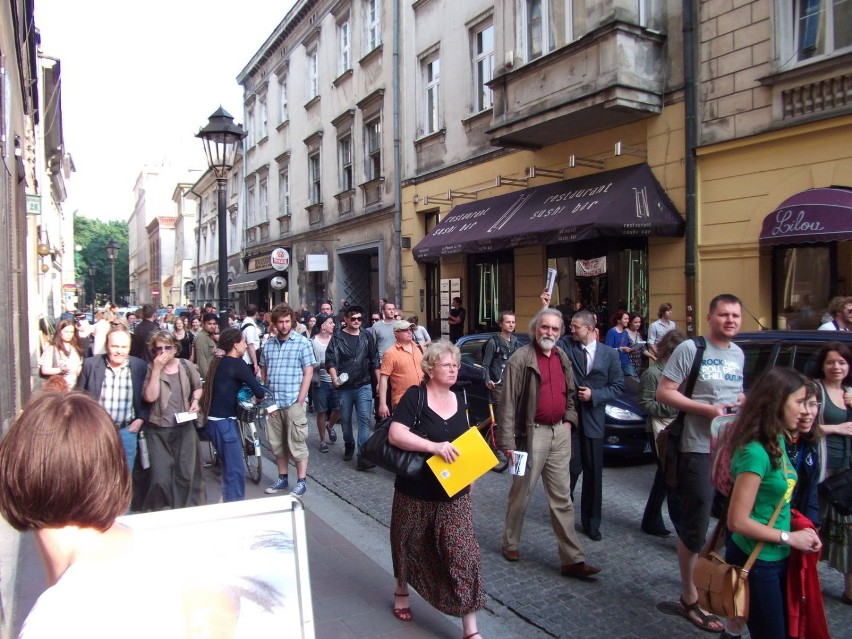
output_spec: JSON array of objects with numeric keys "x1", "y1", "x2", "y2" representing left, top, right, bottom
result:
[
  {"x1": 393, "y1": 592, "x2": 412, "y2": 622},
  {"x1": 677, "y1": 596, "x2": 723, "y2": 633}
]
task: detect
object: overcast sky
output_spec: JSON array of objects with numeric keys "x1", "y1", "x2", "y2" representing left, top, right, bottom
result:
[{"x1": 36, "y1": 0, "x2": 296, "y2": 221}]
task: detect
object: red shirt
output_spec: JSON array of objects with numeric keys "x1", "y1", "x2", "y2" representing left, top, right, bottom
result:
[{"x1": 534, "y1": 343, "x2": 567, "y2": 425}]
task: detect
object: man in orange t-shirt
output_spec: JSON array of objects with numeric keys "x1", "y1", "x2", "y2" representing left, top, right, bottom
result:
[{"x1": 377, "y1": 320, "x2": 424, "y2": 417}]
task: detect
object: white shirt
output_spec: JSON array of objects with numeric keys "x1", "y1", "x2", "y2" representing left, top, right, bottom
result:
[{"x1": 241, "y1": 317, "x2": 261, "y2": 365}]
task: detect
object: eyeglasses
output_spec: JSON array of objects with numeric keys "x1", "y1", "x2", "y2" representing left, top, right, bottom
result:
[
  {"x1": 438, "y1": 363, "x2": 459, "y2": 370},
  {"x1": 348, "y1": 316, "x2": 363, "y2": 322},
  {"x1": 155, "y1": 345, "x2": 174, "y2": 352}
]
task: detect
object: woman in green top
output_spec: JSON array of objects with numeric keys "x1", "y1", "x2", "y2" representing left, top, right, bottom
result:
[{"x1": 725, "y1": 367, "x2": 823, "y2": 639}]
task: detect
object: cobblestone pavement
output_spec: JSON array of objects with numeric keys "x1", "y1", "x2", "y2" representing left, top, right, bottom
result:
[{"x1": 299, "y1": 415, "x2": 852, "y2": 639}]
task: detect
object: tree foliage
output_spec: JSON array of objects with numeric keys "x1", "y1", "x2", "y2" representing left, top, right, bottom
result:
[{"x1": 74, "y1": 214, "x2": 130, "y2": 307}]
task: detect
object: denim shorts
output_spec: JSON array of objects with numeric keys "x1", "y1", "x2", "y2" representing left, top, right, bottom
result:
[{"x1": 313, "y1": 381, "x2": 340, "y2": 413}]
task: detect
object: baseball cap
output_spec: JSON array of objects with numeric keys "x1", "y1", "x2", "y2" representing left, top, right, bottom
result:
[{"x1": 393, "y1": 320, "x2": 416, "y2": 332}]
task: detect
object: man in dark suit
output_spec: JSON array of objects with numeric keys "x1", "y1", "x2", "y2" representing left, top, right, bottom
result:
[
  {"x1": 76, "y1": 326, "x2": 150, "y2": 473},
  {"x1": 562, "y1": 308, "x2": 624, "y2": 541},
  {"x1": 130, "y1": 303, "x2": 158, "y2": 362}
]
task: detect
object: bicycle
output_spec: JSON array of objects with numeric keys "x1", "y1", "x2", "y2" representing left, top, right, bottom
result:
[
  {"x1": 236, "y1": 385, "x2": 276, "y2": 485},
  {"x1": 466, "y1": 388, "x2": 509, "y2": 473}
]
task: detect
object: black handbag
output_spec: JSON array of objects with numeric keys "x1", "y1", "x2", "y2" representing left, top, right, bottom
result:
[
  {"x1": 362, "y1": 385, "x2": 428, "y2": 478},
  {"x1": 818, "y1": 467, "x2": 852, "y2": 516}
]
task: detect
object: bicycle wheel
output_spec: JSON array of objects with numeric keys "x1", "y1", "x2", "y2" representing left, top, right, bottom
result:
[
  {"x1": 476, "y1": 420, "x2": 509, "y2": 473},
  {"x1": 491, "y1": 445, "x2": 510, "y2": 473},
  {"x1": 241, "y1": 420, "x2": 263, "y2": 484}
]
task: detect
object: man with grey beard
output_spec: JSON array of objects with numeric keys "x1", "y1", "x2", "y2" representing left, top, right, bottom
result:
[{"x1": 496, "y1": 308, "x2": 601, "y2": 579}]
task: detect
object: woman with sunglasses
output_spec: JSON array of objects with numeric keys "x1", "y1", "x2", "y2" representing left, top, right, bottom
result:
[{"x1": 141, "y1": 331, "x2": 205, "y2": 511}]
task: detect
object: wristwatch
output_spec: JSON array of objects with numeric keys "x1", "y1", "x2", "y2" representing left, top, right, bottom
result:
[{"x1": 779, "y1": 531, "x2": 790, "y2": 545}]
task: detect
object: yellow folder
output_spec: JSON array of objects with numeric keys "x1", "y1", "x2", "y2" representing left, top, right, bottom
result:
[{"x1": 426, "y1": 427, "x2": 499, "y2": 497}]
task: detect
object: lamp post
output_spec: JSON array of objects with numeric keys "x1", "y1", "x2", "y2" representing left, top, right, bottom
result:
[
  {"x1": 196, "y1": 106, "x2": 246, "y2": 330},
  {"x1": 104, "y1": 238, "x2": 120, "y2": 305},
  {"x1": 87, "y1": 263, "x2": 97, "y2": 307}
]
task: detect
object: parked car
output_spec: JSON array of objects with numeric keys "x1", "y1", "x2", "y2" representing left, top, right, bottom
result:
[{"x1": 455, "y1": 330, "x2": 852, "y2": 458}]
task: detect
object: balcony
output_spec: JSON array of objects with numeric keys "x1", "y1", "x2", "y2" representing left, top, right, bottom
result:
[{"x1": 487, "y1": 20, "x2": 666, "y2": 148}]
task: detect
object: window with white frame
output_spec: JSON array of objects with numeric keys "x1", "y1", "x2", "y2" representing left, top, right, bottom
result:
[
  {"x1": 258, "y1": 97, "x2": 267, "y2": 140},
  {"x1": 522, "y1": 0, "x2": 571, "y2": 61},
  {"x1": 339, "y1": 19, "x2": 352, "y2": 74},
  {"x1": 307, "y1": 48, "x2": 319, "y2": 100},
  {"x1": 279, "y1": 76, "x2": 289, "y2": 123},
  {"x1": 791, "y1": 0, "x2": 852, "y2": 63},
  {"x1": 422, "y1": 52, "x2": 441, "y2": 135},
  {"x1": 472, "y1": 22, "x2": 495, "y2": 112},
  {"x1": 338, "y1": 135, "x2": 353, "y2": 191},
  {"x1": 365, "y1": 118, "x2": 381, "y2": 180},
  {"x1": 308, "y1": 151, "x2": 322, "y2": 204},
  {"x1": 259, "y1": 177, "x2": 268, "y2": 221},
  {"x1": 247, "y1": 184, "x2": 256, "y2": 226},
  {"x1": 278, "y1": 168, "x2": 290, "y2": 216},
  {"x1": 246, "y1": 105, "x2": 256, "y2": 146},
  {"x1": 365, "y1": 0, "x2": 382, "y2": 51}
]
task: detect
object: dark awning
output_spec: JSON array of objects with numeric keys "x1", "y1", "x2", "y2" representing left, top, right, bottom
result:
[
  {"x1": 759, "y1": 186, "x2": 852, "y2": 246},
  {"x1": 228, "y1": 268, "x2": 279, "y2": 292},
  {"x1": 413, "y1": 163, "x2": 684, "y2": 263}
]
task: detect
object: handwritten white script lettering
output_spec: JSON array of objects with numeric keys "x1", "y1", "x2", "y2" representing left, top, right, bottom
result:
[{"x1": 772, "y1": 209, "x2": 825, "y2": 236}]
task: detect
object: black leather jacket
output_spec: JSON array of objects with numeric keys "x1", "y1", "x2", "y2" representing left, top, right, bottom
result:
[{"x1": 325, "y1": 329, "x2": 379, "y2": 387}]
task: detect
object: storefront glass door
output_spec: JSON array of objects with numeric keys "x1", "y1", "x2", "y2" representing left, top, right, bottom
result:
[{"x1": 772, "y1": 245, "x2": 834, "y2": 329}]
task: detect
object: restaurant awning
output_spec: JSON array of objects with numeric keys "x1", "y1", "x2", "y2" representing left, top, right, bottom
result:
[
  {"x1": 413, "y1": 163, "x2": 684, "y2": 263},
  {"x1": 227, "y1": 268, "x2": 278, "y2": 293},
  {"x1": 759, "y1": 186, "x2": 852, "y2": 246}
]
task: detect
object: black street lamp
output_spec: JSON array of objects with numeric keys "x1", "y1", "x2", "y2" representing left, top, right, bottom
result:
[
  {"x1": 87, "y1": 263, "x2": 97, "y2": 307},
  {"x1": 196, "y1": 106, "x2": 246, "y2": 330},
  {"x1": 105, "y1": 238, "x2": 120, "y2": 304}
]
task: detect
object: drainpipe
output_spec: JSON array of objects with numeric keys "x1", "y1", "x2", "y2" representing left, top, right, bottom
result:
[
  {"x1": 392, "y1": 0, "x2": 403, "y2": 307},
  {"x1": 683, "y1": 0, "x2": 698, "y2": 336}
]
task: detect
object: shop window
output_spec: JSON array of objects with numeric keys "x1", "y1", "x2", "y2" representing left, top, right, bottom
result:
[
  {"x1": 773, "y1": 245, "x2": 832, "y2": 329},
  {"x1": 468, "y1": 252, "x2": 514, "y2": 332}
]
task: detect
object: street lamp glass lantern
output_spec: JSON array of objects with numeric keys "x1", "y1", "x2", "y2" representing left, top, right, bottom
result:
[
  {"x1": 196, "y1": 107, "x2": 246, "y2": 178},
  {"x1": 105, "y1": 238, "x2": 120, "y2": 263},
  {"x1": 87, "y1": 264, "x2": 97, "y2": 277}
]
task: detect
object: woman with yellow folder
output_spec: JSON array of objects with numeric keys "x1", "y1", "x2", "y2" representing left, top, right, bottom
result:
[{"x1": 387, "y1": 340, "x2": 485, "y2": 639}]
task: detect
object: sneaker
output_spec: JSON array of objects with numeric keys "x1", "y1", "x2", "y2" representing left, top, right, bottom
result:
[
  {"x1": 319, "y1": 441, "x2": 329, "y2": 453},
  {"x1": 265, "y1": 476, "x2": 289, "y2": 494},
  {"x1": 290, "y1": 480, "x2": 307, "y2": 497},
  {"x1": 343, "y1": 444, "x2": 354, "y2": 461},
  {"x1": 326, "y1": 423, "x2": 337, "y2": 443}
]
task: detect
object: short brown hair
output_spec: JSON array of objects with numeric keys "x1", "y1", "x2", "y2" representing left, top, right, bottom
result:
[
  {"x1": 147, "y1": 330, "x2": 181, "y2": 357},
  {"x1": 271, "y1": 303, "x2": 297, "y2": 324},
  {"x1": 0, "y1": 392, "x2": 131, "y2": 531}
]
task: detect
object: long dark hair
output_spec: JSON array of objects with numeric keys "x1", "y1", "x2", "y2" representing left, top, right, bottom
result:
[
  {"x1": 199, "y1": 328, "x2": 243, "y2": 417},
  {"x1": 729, "y1": 367, "x2": 811, "y2": 468},
  {"x1": 52, "y1": 319, "x2": 83, "y2": 358}
]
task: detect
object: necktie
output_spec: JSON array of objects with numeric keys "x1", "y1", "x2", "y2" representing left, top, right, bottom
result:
[{"x1": 583, "y1": 347, "x2": 591, "y2": 375}]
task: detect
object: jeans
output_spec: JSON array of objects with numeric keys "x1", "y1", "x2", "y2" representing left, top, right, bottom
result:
[
  {"x1": 206, "y1": 418, "x2": 245, "y2": 502},
  {"x1": 725, "y1": 536, "x2": 789, "y2": 639},
  {"x1": 338, "y1": 383, "x2": 373, "y2": 453},
  {"x1": 119, "y1": 426, "x2": 138, "y2": 471}
]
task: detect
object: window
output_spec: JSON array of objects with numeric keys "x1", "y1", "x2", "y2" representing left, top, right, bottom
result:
[
  {"x1": 339, "y1": 19, "x2": 352, "y2": 74},
  {"x1": 366, "y1": 0, "x2": 382, "y2": 51},
  {"x1": 365, "y1": 118, "x2": 381, "y2": 180},
  {"x1": 423, "y1": 53, "x2": 441, "y2": 135},
  {"x1": 307, "y1": 48, "x2": 319, "y2": 100},
  {"x1": 245, "y1": 105, "x2": 256, "y2": 146},
  {"x1": 339, "y1": 135, "x2": 353, "y2": 191},
  {"x1": 246, "y1": 185, "x2": 256, "y2": 226},
  {"x1": 259, "y1": 178, "x2": 268, "y2": 220},
  {"x1": 279, "y1": 76, "x2": 289, "y2": 123},
  {"x1": 278, "y1": 168, "x2": 290, "y2": 216},
  {"x1": 523, "y1": 0, "x2": 571, "y2": 61},
  {"x1": 258, "y1": 97, "x2": 267, "y2": 140},
  {"x1": 472, "y1": 22, "x2": 494, "y2": 112},
  {"x1": 793, "y1": 0, "x2": 852, "y2": 62},
  {"x1": 308, "y1": 151, "x2": 321, "y2": 204}
]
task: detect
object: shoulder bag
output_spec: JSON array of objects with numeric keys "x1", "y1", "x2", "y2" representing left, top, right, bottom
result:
[
  {"x1": 694, "y1": 456, "x2": 788, "y2": 620},
  {"x1": 362, "y1": 385, "x2": 428, "y2": 478},
  {"x1": 818, "y1": 468, "x2": 852, "y2": 516},
  {"x1": 656, "y1": 336, "x2": 706, "y2": 489}
]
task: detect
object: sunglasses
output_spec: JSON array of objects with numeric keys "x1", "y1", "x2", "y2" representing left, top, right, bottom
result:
[{"x1": 348, "y1": 316, "x2": 363, "y2": 322}]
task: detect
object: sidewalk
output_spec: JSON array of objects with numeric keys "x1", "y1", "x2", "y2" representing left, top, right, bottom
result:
[{"x1": 4, "y1": 449, "x2": 545, "y2": 639}]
